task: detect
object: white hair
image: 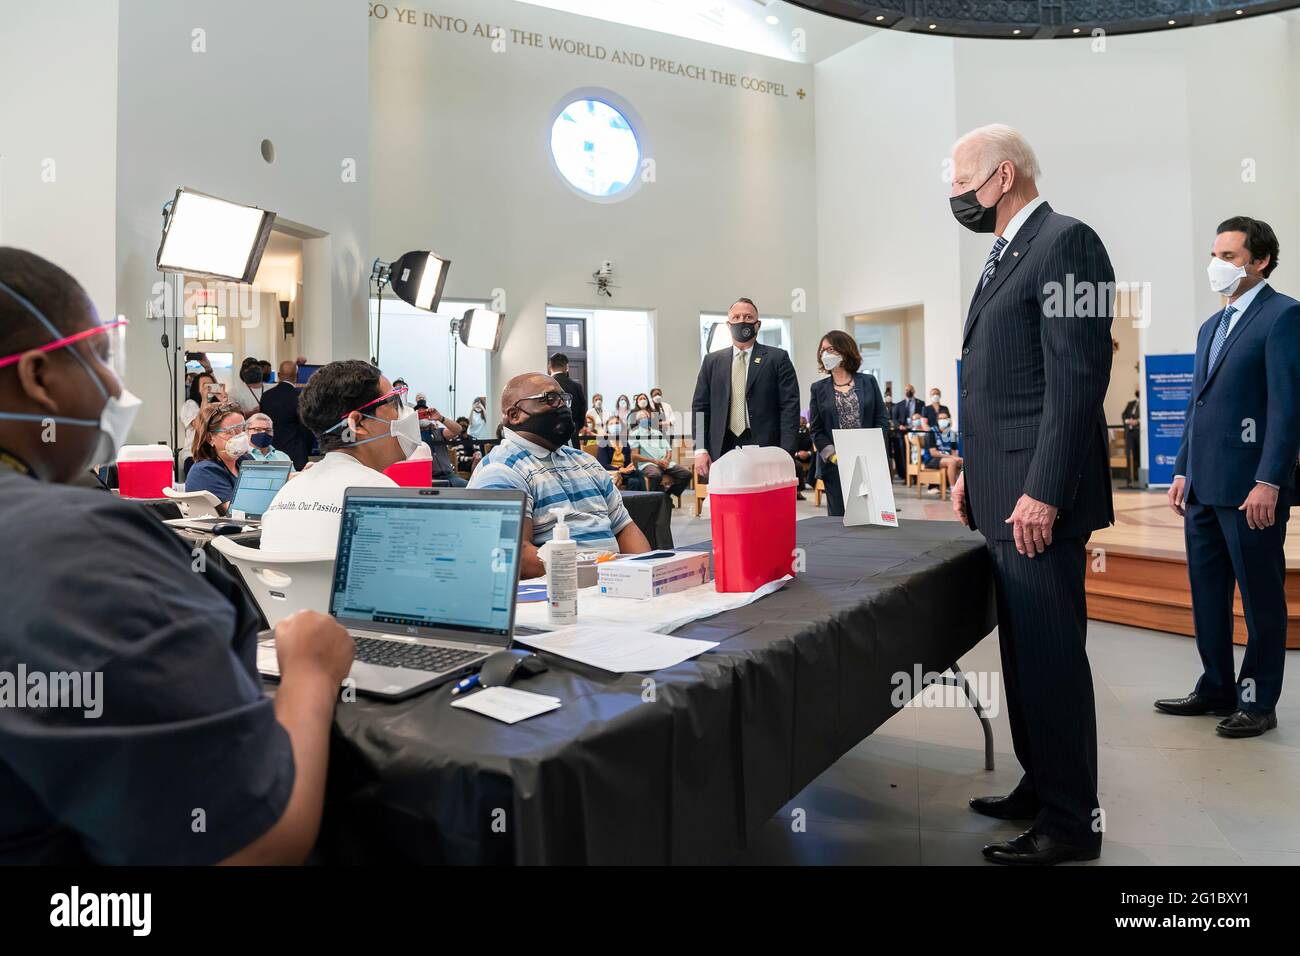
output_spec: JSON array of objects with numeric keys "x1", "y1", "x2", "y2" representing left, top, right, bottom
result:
[
  {"x1": 247, "y1": 412, "x2": 273, "y2": 427},
  {"x1": 953, "y1": 124, "x2": 1041, "y2": 184}
]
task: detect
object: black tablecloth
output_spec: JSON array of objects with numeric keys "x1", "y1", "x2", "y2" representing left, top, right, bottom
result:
[{"x1": 320, "y1": 517, "x2": 996, "y2": 864}]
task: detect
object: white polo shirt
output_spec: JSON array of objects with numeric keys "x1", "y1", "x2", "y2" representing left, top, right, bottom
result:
[{"x1": 259, "y1": 451, "x2": 396, "y2": 553}]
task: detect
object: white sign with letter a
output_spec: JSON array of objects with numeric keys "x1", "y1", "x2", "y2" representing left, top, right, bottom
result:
[{"x1": 832, "y1": 427, "x2": 898, "y2": 528}]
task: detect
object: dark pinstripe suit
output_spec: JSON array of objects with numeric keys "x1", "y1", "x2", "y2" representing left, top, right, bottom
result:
[{"x1": 960, "y1": 201, "x2": 1115, "y2": 848}]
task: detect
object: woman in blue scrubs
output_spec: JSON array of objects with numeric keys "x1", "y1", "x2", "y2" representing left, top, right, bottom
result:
[{"x1": 185, "y1": 402, "x2": 250, "y2": 508}]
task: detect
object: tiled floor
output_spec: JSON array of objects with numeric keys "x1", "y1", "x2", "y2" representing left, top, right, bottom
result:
[{"x1": 669, "y1": 482, "x2": 1300, "y2": 866}]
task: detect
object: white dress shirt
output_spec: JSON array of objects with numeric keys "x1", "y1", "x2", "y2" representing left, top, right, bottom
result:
[{"x1": 996, "y1": 195, "x2": 1046, "y2": 257}]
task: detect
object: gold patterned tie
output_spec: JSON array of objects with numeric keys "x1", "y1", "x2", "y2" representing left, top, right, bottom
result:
[{"x1": 729, "y1": 350, "x2": 748, "y2": 436}]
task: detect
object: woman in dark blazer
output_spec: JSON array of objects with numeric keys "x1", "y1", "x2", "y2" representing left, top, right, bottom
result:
[
  {"x1": 809, "y1": 330, "x2": 890, "y2": 517},
  {"x1": 593, "y1": 415, "x2": 645, "y2": 491}
]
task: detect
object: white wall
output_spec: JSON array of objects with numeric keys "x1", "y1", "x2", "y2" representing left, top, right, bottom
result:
[
  {"x1": 815, "y1": 32, "x2": 963, "y2": 417},
  {"x1": 0, "y1": 1, "x2": 119, "y2": 322},
  {"x1": 817, "y1": 15, "x2": 1300, "y2": 460},
  {"x1": 115, "y1": 0, "x2": 371, "y2": 446},
  {"x1": 369, "y1": 0, "x2": 822, "y2": 431}
]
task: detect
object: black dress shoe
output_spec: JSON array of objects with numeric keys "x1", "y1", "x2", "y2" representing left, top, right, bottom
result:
[
  {"x1": 969, "y1": 794, "x2": 1039, "y2": 821},
  {"x1": 982, "y1": 828, "x2": 1100, "y2": 866},
  {"x1": 1153, "y1": 694, "x2": 1236, "y2": 717},
  {"x1": 1215, "y1": 710, "x2": 1277, "y2": 738}
]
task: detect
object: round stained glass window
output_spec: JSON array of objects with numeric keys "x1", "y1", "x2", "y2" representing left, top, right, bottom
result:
[{"x1": 549, "y1": 98, "x2": 641, "y2": 200}]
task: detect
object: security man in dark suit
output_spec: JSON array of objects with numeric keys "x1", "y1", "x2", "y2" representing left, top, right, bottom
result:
[
  {"x1": 548, "y1": 352, "x2": 587, "y2": 449},
  {"x1": 1158, "y1": 217, "x2": 1300, "y2": 739},
  {"x1": 258, "y1": 359, "x2": 314, "y2": 470},
  {"x1": 692, "y1": 297, "x2": 799, "y2": 477},
  {"x1": 891, "y1": 385, "x2": 925, "y2": 480},
  {"x1": 947, "y1": 125, "x2": 1115, "y2": 866}
]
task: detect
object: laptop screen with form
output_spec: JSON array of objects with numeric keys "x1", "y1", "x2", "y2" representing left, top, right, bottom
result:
[
  {"x1": 331, "y1": 494, "x2": 522, "y2": 639},
  {"x1": 230, "y1": 461, "x2": 291, "y2": 518}
]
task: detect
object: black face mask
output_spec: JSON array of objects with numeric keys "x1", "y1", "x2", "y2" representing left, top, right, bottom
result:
[
  {"x1": 949, "y1": 167, "x2": 1002, "y2": 233},
  {"x1": 522, "y1": 407, "x2": 574, "y2": 445},
  {"x1": 729, "y1": 320, "x2": 758, "y2": 343}
]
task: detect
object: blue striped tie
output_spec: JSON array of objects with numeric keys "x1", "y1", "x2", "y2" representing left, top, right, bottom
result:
[
  {"x1": 980, "y1": 237, "x2": 1008, "y2": 291},
  {"x1": 1207, "y1": 305, "x2": 1237, "y2": 372}
]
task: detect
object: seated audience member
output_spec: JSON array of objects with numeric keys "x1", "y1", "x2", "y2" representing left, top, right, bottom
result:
[
  {"x1": 924, "y1": 413, "x2": 962, "y2": 487},
  {"x1": 246, "y1": 412, "x2": 292, "y2": 464},
  {"x1": 596, "y1": 414, "x2": 643, "y2": 490},
  {"x1": 589, "y1": 392, "x2": 606, "y2": 426},
  {"x1": 259, "y1": 360, "x2": 413, "y2": 552},
  {"x1": 469, "y1": 373, "x2": 652, "y2": 578},
  {"x1": 580, "y1": 412, "x2": 599, "y2": 438},
  {"x1": 186, "y1": 403, "x2": 251, "y2": 507},
  {"x1": 614, "y1": 393, "x2": 632, "y2": 420},
  {"x1": 454, "y1": 415, "x2": 480, "y2": 474},
  {"x1": 413, "y1": 393, "x2": 467, "y2": 486},
  {"x1": 0, "y1": 247, "x2": 354, "y2": 864},
  {"x1": 629, "y1": 415, "x2": 691, "y2": 500},
  {"x1": 259, "y1": 359, "x2": 314, "y2": 470},
  {"x1": 908, "y1": 412, "x2": 929, "y2": 463}
]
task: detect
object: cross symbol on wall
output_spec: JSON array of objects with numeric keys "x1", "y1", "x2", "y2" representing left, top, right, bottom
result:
[{"x1": 796, "y1": 88, "x2": 806, "y2": 100}]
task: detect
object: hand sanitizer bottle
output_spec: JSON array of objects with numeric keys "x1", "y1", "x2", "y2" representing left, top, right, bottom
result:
[{"x1": 544, "y1": 508, "x2": 578, "y2": 627}]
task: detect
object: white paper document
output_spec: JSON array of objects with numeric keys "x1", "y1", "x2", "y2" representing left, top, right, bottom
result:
[
  {"x1": 450, "y1": 686, "x2": 562, "y2": 724},
  {"x1": 514, "y1": 574, "x2": 791, "y2": 635},
  {"x1": 514, "y1": 626, "x2": 719, "y2": 673}
]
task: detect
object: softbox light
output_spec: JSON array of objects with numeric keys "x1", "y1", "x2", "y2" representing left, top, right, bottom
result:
[
  {"x1": 459, "y1": 308, "x2": 504, "y2": 351},
  {"x1": 156, "y1": 187, "x2": 276, "y2": 283},
  {"x1": 388, "y1": 251, "x2": 451, "y2": 312}
]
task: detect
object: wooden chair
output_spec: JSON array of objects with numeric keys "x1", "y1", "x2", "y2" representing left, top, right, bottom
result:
[
  {"x1": 907, "y1": 433, "x2": 949, "y2": 499},
  {"x1": 813, "y1": 479, "x2": 825, "y2": 507}
]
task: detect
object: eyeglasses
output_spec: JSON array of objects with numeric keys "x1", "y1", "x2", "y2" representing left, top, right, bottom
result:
[
  {"x1": 512, "y1": 391, "x2": 571, "y2": 410},
  {"x1": 346, "y1": 384, "x2": 408, "y2": 421}
]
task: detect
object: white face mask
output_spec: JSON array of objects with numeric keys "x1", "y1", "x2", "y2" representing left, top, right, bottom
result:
[
  {"x1": 638, "y1": 399, "x2": 648, "y2": 408},
  {"x1": 386, "y1": 406, "x2": 424, "y2": 457},
  {"x1": 1207, "y1": 257, "x2": 1248, "y2": 296},
  {"x1": 930, "y1": 394, "x2": 940, "y2": 403},
  {"x1": 938, "y1": 418, "x2": 950, "y2": 430},
  {"x1": 822, "y1": 351, "x2": 842, "y2": 371},
  {"x1": 223, "y1": 432, "x2": 252, "y2": 458}
]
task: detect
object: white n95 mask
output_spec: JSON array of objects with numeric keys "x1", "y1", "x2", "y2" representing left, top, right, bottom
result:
[
  {"x1": 822, "y1": 351, "x2": 842, "y2": 371},
  {"x1": 1207, "y1": 257, "x2": 1247, "y2": 296}
]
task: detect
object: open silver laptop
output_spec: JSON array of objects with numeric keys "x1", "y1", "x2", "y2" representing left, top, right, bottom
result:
[
  {"x1": 167, "y1": 459, "x2": 292, "y2": 530},
  {"x1": 257, "y1": 486, "x2": 527, "y2": 700}
]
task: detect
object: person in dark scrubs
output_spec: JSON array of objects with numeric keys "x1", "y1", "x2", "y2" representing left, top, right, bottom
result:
[{"x1": 0, "y1": 247, "x2": 354, "y2": 864}]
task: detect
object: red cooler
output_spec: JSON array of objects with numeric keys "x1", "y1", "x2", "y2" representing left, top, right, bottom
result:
[
  {"x1": 384, "y1": 457, "x2": 433, "y2": 488},
  {"x1": 117, "y1": 444, "x2": 173, "y2": 499},
  {"x1": 707, "y1": 446, "x2": 797, "y2": 592}
]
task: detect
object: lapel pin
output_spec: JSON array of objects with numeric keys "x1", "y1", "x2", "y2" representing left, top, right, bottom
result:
[
  {"x1": 754, "y1": 357, "x2": 762, "y2": 364},
  {"x1": 1012, "y1": 251, "x2": 1019, "y2": 257}
]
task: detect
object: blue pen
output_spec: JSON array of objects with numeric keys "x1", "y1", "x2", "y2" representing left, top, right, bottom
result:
[{"x1": 450, "y1": 673, "x2": 480, "y2": 696}]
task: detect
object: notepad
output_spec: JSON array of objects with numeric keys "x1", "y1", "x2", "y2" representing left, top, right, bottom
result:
[{"x1": 450, "y1": 686, "x2": 562, "y2": 724}]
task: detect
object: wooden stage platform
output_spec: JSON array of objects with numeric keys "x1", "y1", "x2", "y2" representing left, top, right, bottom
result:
[{"x1": 1085, "y1": 489, "x2": 1300, "y2": 649}]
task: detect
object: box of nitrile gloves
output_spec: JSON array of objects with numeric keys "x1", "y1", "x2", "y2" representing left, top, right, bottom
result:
[{"x1": 596, "y1": 550, "x2": 711, "y2": 599}]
